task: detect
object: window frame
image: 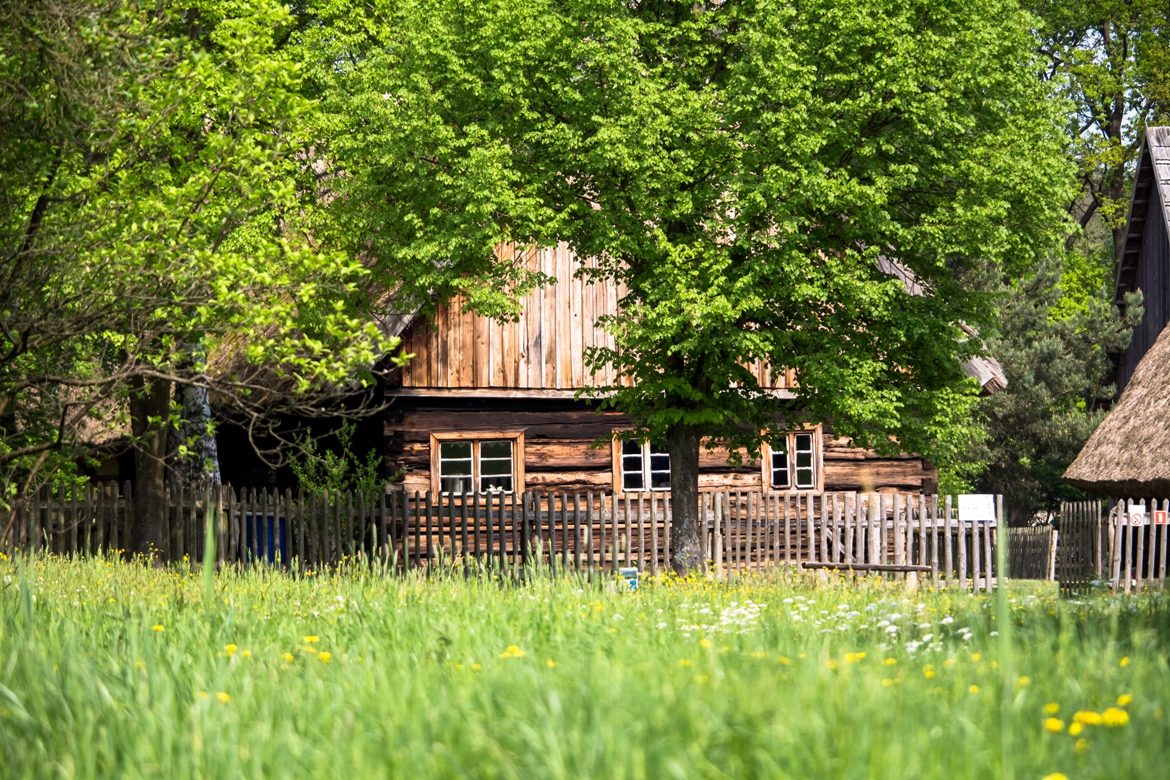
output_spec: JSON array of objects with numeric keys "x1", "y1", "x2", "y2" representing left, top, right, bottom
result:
[
  {"x1": 429, "y1": 431, "x2": 525, "y2": 495},
  {"x1": 611, "y1": 437, "x2": 672, "y2": 495},
  {"x1": 761, "y1": 426, "x2": 823, "y2": 492}
]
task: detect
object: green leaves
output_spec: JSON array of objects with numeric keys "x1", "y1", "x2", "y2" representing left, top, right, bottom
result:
[{"x1": 304, "y1": 0, "x2": 1075, "y2": 467}]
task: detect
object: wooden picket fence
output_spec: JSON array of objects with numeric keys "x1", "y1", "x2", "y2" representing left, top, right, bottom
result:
[
  {"x1": 1, "y1": 484, "x2": 1013, "y2": 590},
  {"x1": 1105, "y1": 499, "x2": 1170, "y2": 593},
  {"x1": 1008, "y1": 526, "x2": 1056, "y2": 581}
]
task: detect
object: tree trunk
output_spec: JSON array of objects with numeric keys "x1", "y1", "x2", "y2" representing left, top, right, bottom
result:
[
  {"x1": 667, "y1": 422, "x2": 703, "y2": 575},
  {"x1": 168, "y1": 382, "x2": 220, "y2": 491},
  {"x1": 129, "y1": 376, "x2": 171, "y2": 558}
]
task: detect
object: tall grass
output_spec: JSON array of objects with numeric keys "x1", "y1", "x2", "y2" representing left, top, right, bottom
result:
[{"x1": 0, "y1": 554, "x2": 1165, "y2": 779}]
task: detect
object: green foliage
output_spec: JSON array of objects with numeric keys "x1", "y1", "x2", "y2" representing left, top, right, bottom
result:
[
  {"x1": 968, "y1": 256, "x2": 1141, "y2": 522},
  {"x1": 301, "y1": 0, "x2": 1074, "y2": 472},
  {"x1": 1, "y1": 557, "x2": 1167, "y2": 778},
  {"x1": 1034, "y1": 0, "x2": 1170, "y2": 244},
  {"x1": 0, "y1": 0, "x2": 398, "y2": 496},
  {"x1": 287, "y1": 422, "x2": 385, "y2": 497}
]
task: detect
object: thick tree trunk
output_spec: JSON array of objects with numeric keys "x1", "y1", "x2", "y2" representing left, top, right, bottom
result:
[
  {"x1": 667, "y1": 422, "x2": 703, "y2": 575},
  {"x1": 129, "y1": 376, "x2": 171, "y2": 558},
  {"x1": 168, "y1": 382, "x2": 220, "y2": 491}
]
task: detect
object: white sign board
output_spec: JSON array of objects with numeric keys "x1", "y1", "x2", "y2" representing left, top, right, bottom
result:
[
  {"x1": 1129, "y1": 506, "x2": 1147, "y2": 527},
  {"x1": 958, "y1": 494, "x2": 997, "y2": 523}
]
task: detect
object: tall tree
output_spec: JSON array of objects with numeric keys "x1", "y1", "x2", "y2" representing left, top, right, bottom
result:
[
  {"x1": 1035, "y1": 0, "x2": 1170, "y2": 256},
  {"x1": 970, "y1": 257, "x2": 1141, "y2": 522},
  {"x1": 306, "y1": 0, "x2": 1073, "y2": 572},
  {"x1": 0, "y1": 0, "x2": 396, "y2": 551}
]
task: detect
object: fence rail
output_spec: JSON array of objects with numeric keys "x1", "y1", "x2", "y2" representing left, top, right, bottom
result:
[{"x1": 1, "y1": 484, "x2": 1012, "y2": 590}]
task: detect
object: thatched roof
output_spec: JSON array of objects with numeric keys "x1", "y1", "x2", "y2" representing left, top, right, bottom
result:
[{"x1": 1065, "y1": 319, "x2": 1170, "y2": 498}]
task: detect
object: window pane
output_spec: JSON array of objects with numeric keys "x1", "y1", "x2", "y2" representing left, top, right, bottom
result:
[
  {"x1": 438, "y1": 441, "x2": 474, "y2": 494},
  {"x1": 621, "y1": 439, "x2": 645, "y2": 491},
  {"x1": 480, "y1": 440, "x2": 512, "y2": 459},
  {"x1": 481, "y1": 475, "x2": 513, "y2": 492},
  {"x1": 480, "y1": 458, "x2": 512, "y2": 476},
  {"x1": 439, "y1": 441, "x2": 472, "y2": 462},
  {"x1": 478, "y1": 440, "x2": 513, "y2": 493},
  {"x1": 649, "y1": 444, "x2": 670, "y2": 489},
  {"x1": 794, "y1": 433, "x2": 815, "y2": 488},
  {"x1": 440, "y1": 476, "x2": 473, "y2": 493},
  {"x1": 771, "y1": 450, "x2": 790, "y2": 488}
]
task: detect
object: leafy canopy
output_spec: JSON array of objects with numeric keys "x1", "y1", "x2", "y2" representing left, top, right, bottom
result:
[{"x1": 303, "y1": 0, "x2": 1073, "y2": 465}]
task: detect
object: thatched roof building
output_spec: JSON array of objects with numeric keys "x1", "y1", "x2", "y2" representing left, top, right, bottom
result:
[
  {"x1": 1065, "y1": 321, "x2": 1170, "y2": 498},
  {"x1": 1065, "y1": 126, "x2": 1170, "y2": 498}
]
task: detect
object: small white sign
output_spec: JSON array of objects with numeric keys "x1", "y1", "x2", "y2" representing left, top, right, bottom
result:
[
  {"x1": 958, "y1": 494, "x2": 997, "y2": 523},
  {"x1": 1129, "y1": 506, "x2": 1147, "y2": 527}
]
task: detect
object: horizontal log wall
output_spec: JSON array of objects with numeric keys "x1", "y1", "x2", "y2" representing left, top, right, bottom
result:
[{"x1": 387, "y1": 406, "x2": 935, "y2": 495}]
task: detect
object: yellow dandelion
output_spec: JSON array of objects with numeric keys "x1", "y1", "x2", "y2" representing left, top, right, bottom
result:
[
  {"x1": 1019, "y1": 676, "x2": 1031, "y2": 687},
  {"x1": 1044, "y1": 718, "x2": 1064, "y2": 734},
  {"x1": 1075, "y1": 738, "x2": 1088, "y2": 755},
  {"x1": 1040, "y1": 774, "x2": 1068, "y2": 780},
  {"x1": 545, "y1": 659, "x2": 557, "y2": 668},
  {"x1": 151, "y1": 625, "x2": 164, "y2": 632},
  {"x1": 882, "y1": 678, "x2": 894, "y2": 687},
  {"x1": 1102, "y1": 707, "x2": 1129, "y2": 727},
  {"x1": 1068, "y1": 722, "x2": 1083, "y2": 736},
  {"x1": 751, "y1": 651, "x2": 767, "y2": 660},
  {"x1": 197, "y1": 691, "x2": 209, "y2": 699},
  {"x1": 884, "y1": 658, "x2": 897, "y2": 666},
  {"x1": 694, "y1": 674, "x2": 709, "y2": 683},
  {"x1": 225, "y1": 644, "x2": 237, "y2": 656},
  {"x1": 1073, "y1": 711, "x2": 1102, "y2": 726},
  {"x1": 969, "y1": 685, "x2": 980, "y2": 694},
  {"x1": 971, "y1": 653, "x2": 981, "y2": 661},
  {"x1": 679, "y1": 659, "x2": 692, "y2": 667},
  {"x1": 777, "y1": 656, "x2": 791, "y2": 665},
  {"x1": 241, "y1": 650, "x2": 251, "y2": 658},
  {"x1": 282, "y1": 653, "x2": 294, "y2": 663},
  {"x1": 1118, "y1": 693, "x2": 1133, "y2": 707},
  {"x1": 699, "y1": 639, "x2": 712, "y2": 648},
  {"x1": 304, "y1": 635, "x2": 319, "y2": 644},
  {"x1": 1043, "y1": 702, "x2": 1060, "y2": 716},
  {"x1": 1120, "y1": 656, "x2": 1129, "y2": 667},
  {"x1": 318, "y1": 652, "x2": 332, "y2": 664},
  {"x1": 215, "y1": 692, "x2": 231, "y2": 704},
  {"x1": 472, "y1": 663, "x2": 481, "y2": 671}
]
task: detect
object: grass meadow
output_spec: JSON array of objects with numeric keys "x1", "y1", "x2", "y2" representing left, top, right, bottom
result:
[{"x1": 0, "y1": 555, "x2": 1165, "y2": 779}]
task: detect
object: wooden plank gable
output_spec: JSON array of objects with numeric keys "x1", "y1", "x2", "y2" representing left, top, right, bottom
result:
[{"x1": 397, "y1": 243, "x2": 793, "y2": 392}]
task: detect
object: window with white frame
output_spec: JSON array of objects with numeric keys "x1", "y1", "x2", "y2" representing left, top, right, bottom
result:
[
  {"x1": 436, "y1": 438, "x2": 516, "y2": 493},
  {"x1": 620, "y1": 439, "x2": 671, "y2": 491},
  {"x1": 768, "y1": 430, "x2": 819, "y2": 490}
]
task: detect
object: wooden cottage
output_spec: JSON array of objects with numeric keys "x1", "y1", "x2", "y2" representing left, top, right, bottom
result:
[
  {"x1": 1066, "y1": 127, "x2": 1170, "y2": 498},
  {"x1": 1107, "y1": 126, "x2": 1170, "y2": 399},
  {"x1": 384, "y1": 245, "x2": 1005, "y2": 498}
]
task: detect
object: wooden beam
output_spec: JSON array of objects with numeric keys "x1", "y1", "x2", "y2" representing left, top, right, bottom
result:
[{"x1": 802, "y1": 562, "x2": 931, "y2": 573}]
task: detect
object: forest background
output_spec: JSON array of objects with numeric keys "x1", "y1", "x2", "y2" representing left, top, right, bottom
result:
[{"x1": 1, "y1": 0, "x2": 1167, "y2": 543}]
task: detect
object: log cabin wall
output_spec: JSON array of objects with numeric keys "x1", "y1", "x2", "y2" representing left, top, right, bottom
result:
[
  {"x1": 385, "y1": 399, "x2": 936, "y2": 496},
  {"x1": 386, "y1": 243, "x2": 936, "y2": 496}
]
